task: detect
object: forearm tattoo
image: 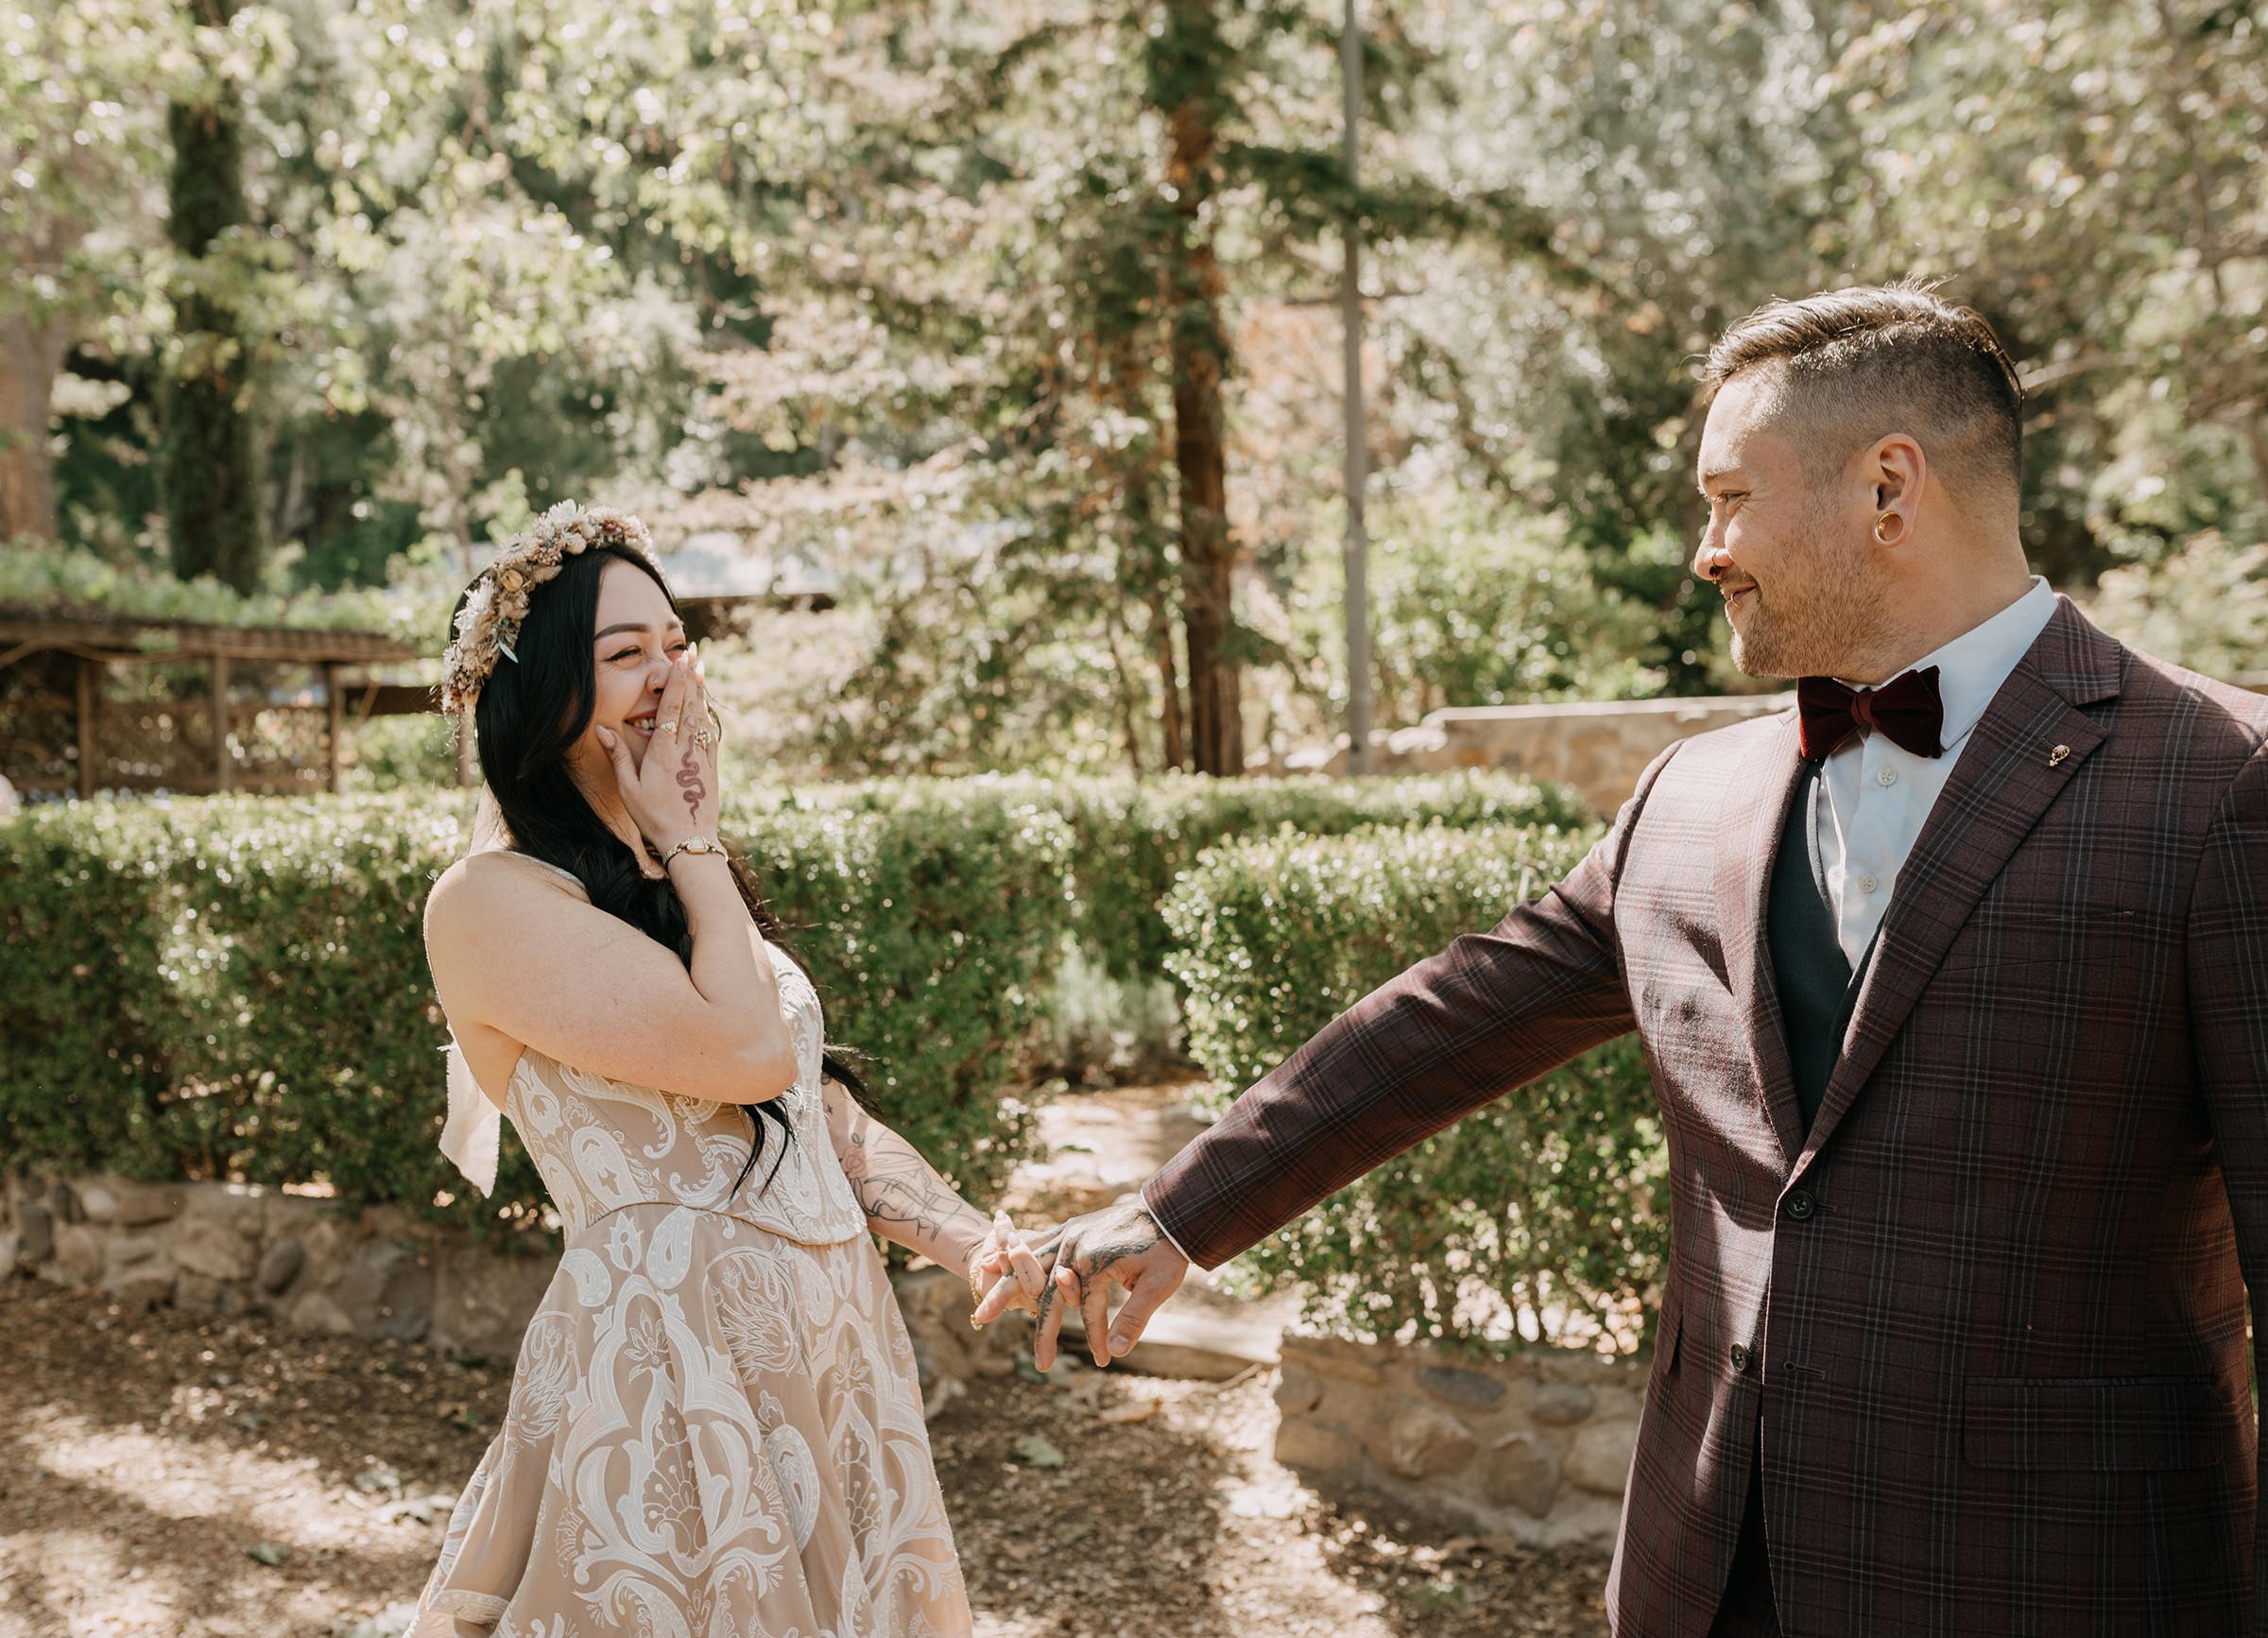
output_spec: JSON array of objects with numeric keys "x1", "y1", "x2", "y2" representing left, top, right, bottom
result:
[
  {"x1": 676, "y1": 743, "x2": 706, "y2": 821},
  {"x1": 835, "y1": 1112, "x2": 986, "y2": 1250}
]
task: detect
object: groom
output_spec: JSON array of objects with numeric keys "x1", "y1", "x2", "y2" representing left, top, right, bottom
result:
[{"x1": 1005, "y1": 284, "x2": 2268, "y2": 1634}]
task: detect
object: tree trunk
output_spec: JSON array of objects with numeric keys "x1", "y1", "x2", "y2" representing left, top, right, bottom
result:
[
  {"x1": 1148, "y1": 589, "x2": 1187, "y2": 771},
  {"x1": 163, "y1": 0, "x2": 263, "y2": 592},
  {"x1": 1161, "y1": 0, "x2": 1242, "y2": 776},
  {"x1": 0, "y1": 311, "x2": 68, "y2": 541}
]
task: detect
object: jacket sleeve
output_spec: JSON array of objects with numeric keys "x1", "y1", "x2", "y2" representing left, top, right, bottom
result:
[
  {"x1": 2185, "y1": 738, "x2": 2268, "y2": 1629},
  {"x1": 1143, "y1": 746, "x2": 1677, "y2": 1270}
]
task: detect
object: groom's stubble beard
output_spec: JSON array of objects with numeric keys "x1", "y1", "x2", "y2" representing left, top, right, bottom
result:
[{"x1": 1726, "y1": 493, "x2": 1893, "y2": 681}]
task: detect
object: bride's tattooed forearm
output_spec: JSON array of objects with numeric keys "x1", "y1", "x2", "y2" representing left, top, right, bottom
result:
[{"x1": 841, "y1": 1127, "x2": 987, "y2": 1244}]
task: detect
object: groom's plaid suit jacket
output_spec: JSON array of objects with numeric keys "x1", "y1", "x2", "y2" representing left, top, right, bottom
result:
[{"x1": 1145, "y1": 597, "x2": 2268, "y2": 1636}]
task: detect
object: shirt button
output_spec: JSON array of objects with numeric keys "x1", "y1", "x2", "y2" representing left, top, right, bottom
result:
[
  {"x1": 1783, "y1": 1189, "x2": 1816, "y2": 1221},
  {"x1": 1858, "y1": 874, "x2": 1879, "y2": 894},
  {"x1": 1730, "y1": 1343, "x2": 1753, "y2": 1373},
  {"x1": 1876, "y1": 767, "x2": 1898, "y2": 787}
]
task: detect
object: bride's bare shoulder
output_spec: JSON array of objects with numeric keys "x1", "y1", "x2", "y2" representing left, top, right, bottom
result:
[{"x1": 426, "y1": 849, "x2": 586, "y2": 951}]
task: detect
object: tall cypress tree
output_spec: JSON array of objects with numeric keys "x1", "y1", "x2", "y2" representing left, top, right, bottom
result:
[{"x1": 163, "y1": 0, "x2": 261, "y2": 592}]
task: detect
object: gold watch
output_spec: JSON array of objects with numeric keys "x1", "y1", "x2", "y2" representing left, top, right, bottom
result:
[{"x1": 662, "y1": 836, "x2": 725, "y2": 869}]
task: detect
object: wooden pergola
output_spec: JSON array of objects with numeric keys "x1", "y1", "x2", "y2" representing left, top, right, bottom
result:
[{"x1": 0, "y1": 609, "x2": 425, "y2": 799}]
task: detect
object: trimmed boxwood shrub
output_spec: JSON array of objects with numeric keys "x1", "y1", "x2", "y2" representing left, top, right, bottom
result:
[
  {"x1": 1164, "y1": 822, "x2": 1670, "y2": 1353},
  {"x1": 0, "y1": 789, "x2": 1074, "y2": 1231},
  {"x1": 0, "y1": 800, "x2": 184, "y2": 1178},
  {"x1": 0, "y1": 773, "x2": 1605, "y2": 1287},
  {"x1": 732, "y1": 770, "x2": 1589, "y2": 984}
]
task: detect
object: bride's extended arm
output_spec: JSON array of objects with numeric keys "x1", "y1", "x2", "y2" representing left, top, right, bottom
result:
[{"x1": 819, "y1": 1078, "x2": 1041, "y2": 1306}]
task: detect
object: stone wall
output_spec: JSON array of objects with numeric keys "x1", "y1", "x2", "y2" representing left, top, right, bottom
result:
[
  {"x1": 1271, "y1": 1333, "x2": 1652, "y2": 1549},
  {"x1": 3, "y1": 1170, "x2": 562, "y2": 1359},
  {"x1": 1257, "y1": 692, "x2": 1794, "y2": 816},
  {"x1": 0, "y1": 1171, "x2": 1020, "y2": 1412}
]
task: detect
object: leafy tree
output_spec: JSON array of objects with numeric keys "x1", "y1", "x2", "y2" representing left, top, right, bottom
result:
[
  {"x1": 0, "y1": 0, "x2": 180, "y2": 543},
  {"x1": 163, "y1": 0, "x2": 267, "y2": 590},
  {"x1": 1844, "y1": 0, "x2": 2268, "y2": 560}
]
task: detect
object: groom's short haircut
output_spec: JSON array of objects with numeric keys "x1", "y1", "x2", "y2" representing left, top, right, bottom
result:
[{"x1": 1705, "y1": 281, "x2": 2026, "y2": 503}]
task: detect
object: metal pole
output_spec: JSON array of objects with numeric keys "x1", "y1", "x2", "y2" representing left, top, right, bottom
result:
[
  {"x1": 76, "y1": 656, "x2": 98, "y2": 800},
  {"x1": 323, "y1": 661, "x2": 344, "y2": 795},
  {"x1": 1340, "y1": 0, "x2": 1372, "y2": 777},
  {"x1": 211, "y1": 653, "x2": 231, "y2": 794}
]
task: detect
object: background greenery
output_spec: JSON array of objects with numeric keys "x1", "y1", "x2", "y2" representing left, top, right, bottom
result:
[
  {"x1": 11, "y1": 0, "x2": 2268, "y2": 781},
  {"x1": 9, "y1": 0, "x2": 2266, "y2": 1356},
  {"x1": 1166, "y1": 821, "x2": 1664, "y2": 1350},
  {"x1": 0, "y1": 788, "x2": 1079, "y2": 1230},
  {"x1": 0, "y1": 773, "x2": 1611, "y2": 1302}
]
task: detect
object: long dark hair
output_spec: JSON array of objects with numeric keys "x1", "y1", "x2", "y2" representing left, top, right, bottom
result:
[{"x1": 455, "y1": 541, "x2": 874, "y2": 1193}]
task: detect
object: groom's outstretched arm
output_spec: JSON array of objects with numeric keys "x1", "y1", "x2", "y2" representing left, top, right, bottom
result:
[
  {"x1": 1142, "y1": 750, "x2": 1669, "y2": 1272},
  {"x1": 1004, "y1": 747, "x2": 1680, "y2": 1370}
]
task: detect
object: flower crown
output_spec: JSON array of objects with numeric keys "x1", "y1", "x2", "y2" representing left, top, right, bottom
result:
[{"x1": 439, "y1": 502, "x2": 662, "y2": 714}]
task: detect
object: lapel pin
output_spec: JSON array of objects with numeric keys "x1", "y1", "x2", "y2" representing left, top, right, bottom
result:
[{"x1": 2048, "y1": 744, "x2": 2070, "y2": 767}]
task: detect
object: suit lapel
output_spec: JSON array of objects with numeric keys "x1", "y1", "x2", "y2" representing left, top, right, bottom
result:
[
  {"x1": 1796, "y1": 598, "x2": 2122, "y2": 1167},
  {"x1": 1714, "y1": 711, "x2": 1809, "y2": 1166}
]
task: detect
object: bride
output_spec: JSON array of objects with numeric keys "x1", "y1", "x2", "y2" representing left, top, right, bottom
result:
[{"x1": 410, "y1": 504, "x2": 1041, "y2": 1637}]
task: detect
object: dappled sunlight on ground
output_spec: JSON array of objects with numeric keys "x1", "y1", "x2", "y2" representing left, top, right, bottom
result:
[{"x1": 0, "y1": 1274, "x2": 1607, "y2": 1638}]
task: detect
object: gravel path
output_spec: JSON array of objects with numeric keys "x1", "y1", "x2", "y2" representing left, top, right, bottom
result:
[{"x1": 0, "y1": 1278, "x2": 1608, "y2": 1637}]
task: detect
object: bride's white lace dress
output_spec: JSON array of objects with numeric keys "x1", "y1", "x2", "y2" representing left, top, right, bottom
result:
[{"x1": 411, "y1": 854, "x2": 970, "y2": 1638}]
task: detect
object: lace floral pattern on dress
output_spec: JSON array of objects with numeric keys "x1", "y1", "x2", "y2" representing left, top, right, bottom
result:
[{"x1": 411, "y1": 926, "x2": 967, "y2": 1636}]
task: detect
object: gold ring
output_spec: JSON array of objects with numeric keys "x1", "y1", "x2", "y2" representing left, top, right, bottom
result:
[
  {"x1": 657, "y1": 717, "x2": 680, "y2": 735},
  {"x1": 694, "y1": 724, "x2": 714, "y2": 748}
]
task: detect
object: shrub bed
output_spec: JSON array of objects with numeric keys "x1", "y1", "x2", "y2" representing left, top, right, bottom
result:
[
  {"x1": 732, "y1": 770, "x2": 1589, "y2": 984},
  {"x1": 1164, "y1": 822, "x2": 1670, "y2": 1352},
  {"x1": 0, "y1": 790, "x2": 1074, "y2": 1230},
  {"x1": 1, "y1": 773, "x2": 1606, "y2": 1285}
]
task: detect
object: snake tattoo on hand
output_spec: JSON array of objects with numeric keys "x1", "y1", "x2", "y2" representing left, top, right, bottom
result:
[{"x1": 677, "y1": 741, "x2": 706, "y2": 821}]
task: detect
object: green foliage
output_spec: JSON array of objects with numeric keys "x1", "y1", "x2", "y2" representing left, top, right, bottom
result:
[
  {"x1": 0, "y1": 787, "x2": 1076, "y2": 1231},
  {"x1": 342, "y1": 714, "x2": 461, "y2": 794},
  {"x1": 732, "y1": 768, "x2": 1589, "y2": 984},
  {"x1": 2083, "y1": 531, "x2": 2268, "y2": 681},
  {"x1": 1053, "y1": 771, "x2": 1592, "y2": 985},
  {"x1": 0, "y1": 802, "x2": 182, "y2": 1177},
  {"x1": 0, "y1": 540, "x2": 440, "y2": 641},
  {"x1": 1164, "y1": 822, "x2": 1669, "y2": 1351},
  {"x1": 1276, "y1": 486, "x2": 1670, "y2": 725},
  {"x1": 4, "y1": 771, "x2": 1650, "y2": 1343}
]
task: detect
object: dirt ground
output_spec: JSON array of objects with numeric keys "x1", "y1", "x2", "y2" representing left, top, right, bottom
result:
[{"x1": 0, "y1": 1276, "x2": 1609, "y2": 1638}]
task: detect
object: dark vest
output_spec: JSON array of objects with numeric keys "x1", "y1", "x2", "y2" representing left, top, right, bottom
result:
[{"x1": 1765, "y1": 764, "x2": 1869, "y2": 1129}]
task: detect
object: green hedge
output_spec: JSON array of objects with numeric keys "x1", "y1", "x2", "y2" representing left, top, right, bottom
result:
[
  {"x1": 0, "y1": 789, "x2": 1074, "y2": 1231},
  {"x1": 1, "y1": 775, "x2": 1580, "y2": 1227},
  {"x1": 1164, "y1": 822, "x2": 1669, "y2": 1353},
  {"x1": 732, "y1": 770, "x2": 1589, "y2": 984}
]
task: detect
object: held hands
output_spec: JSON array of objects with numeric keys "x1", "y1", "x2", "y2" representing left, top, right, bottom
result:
[
  {"x1": 594, "y1": 648, "x2": 720, "y2": 856},
  {"x1": 965, "y1": 1210, "x2": 1049, "y2": 1318},
  {"x1": 972, "y1": 1198, "x2": 1190, "y2": 1372}
]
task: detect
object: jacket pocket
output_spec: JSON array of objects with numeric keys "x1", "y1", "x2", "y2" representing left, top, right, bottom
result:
[{"x1": 1963, "y1": 1376, "x2": 2230, "y2": 1472}]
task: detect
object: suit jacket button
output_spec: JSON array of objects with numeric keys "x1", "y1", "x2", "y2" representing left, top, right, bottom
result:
[
  {"x1": 1783, "y1": 1189, "x2": 1816, "y2": 1222},
  {"x1": 1730, "y1": 1343, "x2": 1753, "y2": 1373}
]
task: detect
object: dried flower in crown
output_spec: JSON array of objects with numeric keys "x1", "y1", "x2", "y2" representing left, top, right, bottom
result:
[{"x1": 439, "y1": 502, "x2": 662, "y2": 714}]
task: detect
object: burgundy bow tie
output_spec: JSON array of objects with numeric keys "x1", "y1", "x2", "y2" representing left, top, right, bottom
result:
[{"x1": 1796, "y1": 666, "x2": 1946, "y2": 762}]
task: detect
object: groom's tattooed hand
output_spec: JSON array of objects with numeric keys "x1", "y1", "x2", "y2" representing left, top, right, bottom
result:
[
  {"x1": 1029, "y1": 1200, "x2": 1185, "y2": 1369},
  {"x1": 1033, "y1": 1228, "x2": 1163, "y2": 1327}
]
